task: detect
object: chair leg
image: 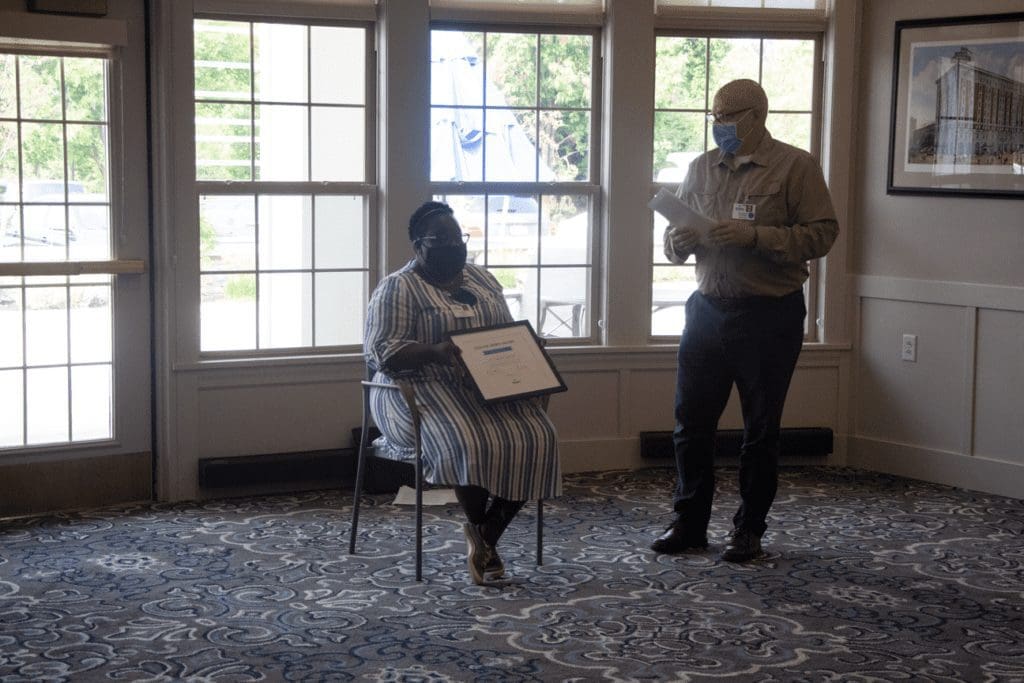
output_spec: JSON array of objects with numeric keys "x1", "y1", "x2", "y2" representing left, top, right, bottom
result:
[
  {"x1": 536, "y1": 499, "x2": 543, "y2": 566},
  {"x1": 349, "y1": 393, "x2": 372, "y2": 555},
  {"x1": 415, "y1": 445, "x2": 423, "y2": 581}
]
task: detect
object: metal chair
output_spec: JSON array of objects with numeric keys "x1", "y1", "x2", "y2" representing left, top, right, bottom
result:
[{"x1": 348, "y1": 368, "x2": 544, "y2": 581}]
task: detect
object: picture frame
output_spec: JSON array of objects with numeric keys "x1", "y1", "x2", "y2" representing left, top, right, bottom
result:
[
  {"x1": 447, "y1": 320, "x2": 567, "y2": 405},
  {"x1": 887, "y1": 12, "x2": 1024, "y2": 198}
]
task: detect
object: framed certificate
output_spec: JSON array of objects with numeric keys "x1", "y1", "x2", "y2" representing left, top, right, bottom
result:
[{"x1": 448, "y1": 321, "x2": 567, "y2": 404}]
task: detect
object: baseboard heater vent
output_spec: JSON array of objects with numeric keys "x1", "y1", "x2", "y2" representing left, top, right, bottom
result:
[
  {"x1": 198, "y1": 427, "x2": 410, "y2": 494},
  {"x1": 640, "y1": 427, "x2": 833, "y2": 459},
  {"x1": 198, "y1": 449, "x2": 352, "y2": 489}
]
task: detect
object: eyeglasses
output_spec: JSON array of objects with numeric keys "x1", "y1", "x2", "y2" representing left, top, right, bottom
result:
[
  {"x1": 706, "y1": 108, "x2": 752, "y2": 125},
  {"x1": 414, "y1": 233, "x2": 471, "y2": 248}
]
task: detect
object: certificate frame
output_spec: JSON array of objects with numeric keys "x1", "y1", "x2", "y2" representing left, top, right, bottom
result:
[{"x1": 447, "y1": 321, "x2": 567, "y2": 404}]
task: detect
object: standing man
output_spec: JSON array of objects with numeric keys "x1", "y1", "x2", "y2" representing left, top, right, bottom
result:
[{"x1": 652, "y1": 79, "x2": 838, "y2": 562}]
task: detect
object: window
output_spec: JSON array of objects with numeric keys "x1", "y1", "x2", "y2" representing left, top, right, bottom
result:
[
  {"x1": 194, "y1": 18, "x2": 373, "y2": 352},
  {"x1": 0, "y1": 51, "x2": 114, "y2": 448},
  {"x1": 651, "y1": 33, "x2": 820, "y2": 338},
  {"x1": 430, "y1": 27, "x2": 598, "y2": 340}
]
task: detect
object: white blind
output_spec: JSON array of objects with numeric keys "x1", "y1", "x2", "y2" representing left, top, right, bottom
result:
[
  {"x1": 430, "y1": 0, "x2": 604, "y2": 25},
  {"x1": 195, "y1": 0, "x2": 377, "y2": 21},
  {"x1": 655, "y1": 0, "x2": 827, "y2": 31},
  {"x1": 658, "y1": 0, "x2": 825, "y2": 9}
]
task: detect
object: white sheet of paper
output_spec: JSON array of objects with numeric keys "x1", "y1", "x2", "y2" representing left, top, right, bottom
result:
[
  {"x1": 648, "y1": 188, "x2": 717, "y2": 243},
  {"x1": 392, "y1": 486, "x2": 458, "y2": 506}
]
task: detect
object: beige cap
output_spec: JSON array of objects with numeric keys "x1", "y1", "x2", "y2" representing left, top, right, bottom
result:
[{"x1": 712, "y1": 79, "x2": 769, "y2": 119}]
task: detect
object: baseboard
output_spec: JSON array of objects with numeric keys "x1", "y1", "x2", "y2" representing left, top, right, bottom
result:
[
  {"x1": 848, "y1": 436, "x2": 1024, "y2": 499},
  {"x1": 639, "y1": 427, "x2": 833, "y2": 460}
]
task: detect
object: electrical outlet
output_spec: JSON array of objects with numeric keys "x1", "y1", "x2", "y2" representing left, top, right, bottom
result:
[{"x1": 901, "y1": 334, "x2": 917, "y2": 362}]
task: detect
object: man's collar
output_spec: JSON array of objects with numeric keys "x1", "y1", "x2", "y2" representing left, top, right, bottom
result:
[{"x1": 716, "y1": 129, "x2": 774, "y2": 169}]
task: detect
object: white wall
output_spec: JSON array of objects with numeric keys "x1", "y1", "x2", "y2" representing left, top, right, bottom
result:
[{"x1": 849, "y1": 0, "x2": 1024, "y2": 498}]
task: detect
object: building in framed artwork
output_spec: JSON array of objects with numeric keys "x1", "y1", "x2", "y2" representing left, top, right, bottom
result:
[{"x1": 888, "y1": 12, "x2": 1024, "y2": 198}]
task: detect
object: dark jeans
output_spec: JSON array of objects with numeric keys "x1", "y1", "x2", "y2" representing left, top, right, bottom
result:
[{"x1": 672, "y1": 289, "x2": 805, "y2": 538}]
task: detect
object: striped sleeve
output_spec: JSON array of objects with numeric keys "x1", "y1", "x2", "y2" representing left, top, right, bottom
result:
[{"x1": 364, "y1": 274, "x2": 417, "y2": 373}]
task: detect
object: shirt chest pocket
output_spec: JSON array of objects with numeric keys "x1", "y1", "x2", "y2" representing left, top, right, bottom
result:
[{"x1": 744, "y1": 181, "x2": 785, "y2": 226}]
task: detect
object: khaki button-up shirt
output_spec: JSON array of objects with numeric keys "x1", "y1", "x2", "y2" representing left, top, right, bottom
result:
[{"x1": 663, "y1": 131, "x2": 838, "y2": 298}]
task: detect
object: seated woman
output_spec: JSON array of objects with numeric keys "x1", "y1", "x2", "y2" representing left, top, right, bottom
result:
[{"x1": 364, "y1": 201, "x2": 562, "y2": 585}]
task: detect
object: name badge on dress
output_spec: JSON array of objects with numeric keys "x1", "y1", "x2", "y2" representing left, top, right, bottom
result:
[
  {"x1": 732, "y1": 202, "x2": 756, "y2": 221},
  {"x1": 451, "y1": 304, "x2": 475, "y2": 318}
]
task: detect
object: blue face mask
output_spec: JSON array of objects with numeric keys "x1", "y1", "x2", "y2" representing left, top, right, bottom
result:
[
  {"x1": 711, "y1": 109, "x2": 753, "y2": 154},
  {"x1": 712, "y1": 122, "x2": 742, "y2": 154}
]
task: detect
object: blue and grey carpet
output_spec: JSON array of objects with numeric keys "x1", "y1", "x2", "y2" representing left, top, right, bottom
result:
[{"x1": 1, "y1": 467, "x2": 1022, "y2": 682}]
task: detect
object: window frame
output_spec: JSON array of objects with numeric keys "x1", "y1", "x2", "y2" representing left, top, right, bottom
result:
[
  {"x1": 428, "y1": 20, "x2": 603, "y2": 345},
  {"x1": 649, "y1": 27, "x2": 825, "y2": 343},
  {"x1": 191, "y1": 13, "x2": 378, "y2": 358}
]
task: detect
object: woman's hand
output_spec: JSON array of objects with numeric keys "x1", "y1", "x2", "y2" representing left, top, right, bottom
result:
[
  {"x1": 385, "y1": 341, "x2": 461, "y2": 371},
  {"x1": 430, "y1": 341, "x2": 461, "y2": 366}
]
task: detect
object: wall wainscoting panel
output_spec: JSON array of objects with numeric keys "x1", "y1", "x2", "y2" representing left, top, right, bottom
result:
[{"x1": 853, "y1": 275, "x2": 1024, "y2": 496}]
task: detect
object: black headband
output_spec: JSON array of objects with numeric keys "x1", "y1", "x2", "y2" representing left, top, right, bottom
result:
[{"x1": 411, "y1": 205, "x2": 453, "y2": 237}]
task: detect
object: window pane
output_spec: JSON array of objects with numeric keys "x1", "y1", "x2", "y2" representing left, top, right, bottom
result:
[
  {"x1": 21, "y1": 122, "x2": 65, "y2": 187},
  {"x1": 19, "y1": 56, "x2": 62, "y2": 120},
  {"x1": 0, "y1": 369, "x2": 24, "y2": 448},
  {"x1": 654, "y1": 112, "x2": 706, "y2": 182},
  {"x1": 0, "y1": 288, "x2": 22, "y2": 367},
  {"x1": 255, "y1": 104, "x2": 308, "y2": 181},
  {"x1": 69, "y1": 285, "x2": 111, "y2": 364},
  {"x1": 315, "y1": 271, "x2": 364, "y2": 346},
  {"x1": 486, "y1": 109, "x2": 536, "y2": 181},
  {"x1": 254, "y1": 23, "x2": 308, "y2": 103},
  {"x1": 539, "y1": 266, "x2": 588, "y2": 338},
  {"x1": 27, "y1": 366, "x2": 68, "y2": 445},
  {"x1": 22, "y1": 205, "x2": 68, "y2": 262},
  {"x1": 540, "y1": 110, "x2": 589, "y2": 181},
  {"x1": 201, "y1": 274, "x2": 256, "y2": 351},
  {"x1": 431, "y1": 107, "x2": 483, "y2": 182},
  {"x1": 0, "y1": 205, "x2": 20, "y2": 262},
  {"x1": 25, "y1": 286, "x2": 68, "y2": 366},
  {"x1": 540, "y1": 34, "x2": 591, "y2": 108},
  {"x1": 259, "y1": 272, "x2": 311, "y2": 348},
  {"x1": 311, "y1": 106, "x2": 364, "y2": 182},
  {"x1": 767, "y1": 112, "x2": 812, "y2": 151},
  {"x1": 762, "y1": 39, "x2": 814, "y2": 111},
  {"x1": 708, "y1": 38, "x2": 761, "y2": 99},
  {"x1": 312, "y1": 27, "x2": 365, "y2": 105},
  {"x1": 67, "y1": 123, "x2": 109, "y2": 200},
  {"x1": 486, "y1": 194, "x2": 538, "y2": 265},
  {"x1": 71, "y1": 364, "x2": 111, "y2": 441},
  {"x1": 541, "y1": 195, "x2": 589, "y2": 265},
  {"x1": 487, "y1": 33, "x2": 536, "y2": 108},
  {"x1": 0, "y1": 121, "x2": 18, "y2": 179},
  {"x1": 495, "y1": 267, "x2": 536, "y2": 326},
  {"x1": 200, "y1": 195, "x2": 256, "y2": 272},
  {"x1": 652, "y1": 264, "x2": 693, "y2": 336},
  {"x1": 0, "y1": 55, "x2": 15, "y2": 118},
  {"x1": 64, "y1": 58, "x2": 107, "y2": 122},
  {"x1": 257, "y1": 195, "x2": 311, "y2": 270},
  {"x1": 196, "y1": 102, "x2": 252, "y2": 181},
  {"x1": 314, "y1": 196, "x2": 364, "y2": 270},
  {"x1": 656, "y1": 37, "x2": 708, "y2": 110},
  {"x1": 432, "y1": 30, "x2": 484, "y2": 107},
  {"x1": 194, "y1": 20, "x2": 251, "y2": 101},
  {"x1": 67, "y1": 204, "x2": 111, "y2": 261}
]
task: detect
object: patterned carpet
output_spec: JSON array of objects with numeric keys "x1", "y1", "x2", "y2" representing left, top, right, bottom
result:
[{"x1": 1, "y1": 467, "x2": 1022, "y2": 682}]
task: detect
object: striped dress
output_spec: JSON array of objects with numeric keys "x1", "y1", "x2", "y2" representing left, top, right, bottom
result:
[{"x1": 364, "y1": 261, "x2": 562, "y2": 501}]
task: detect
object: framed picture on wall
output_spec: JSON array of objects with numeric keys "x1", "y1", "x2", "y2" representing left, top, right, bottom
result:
[{"x1": 888, "y1": 12, "x2": 1024, "y2": 198}]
